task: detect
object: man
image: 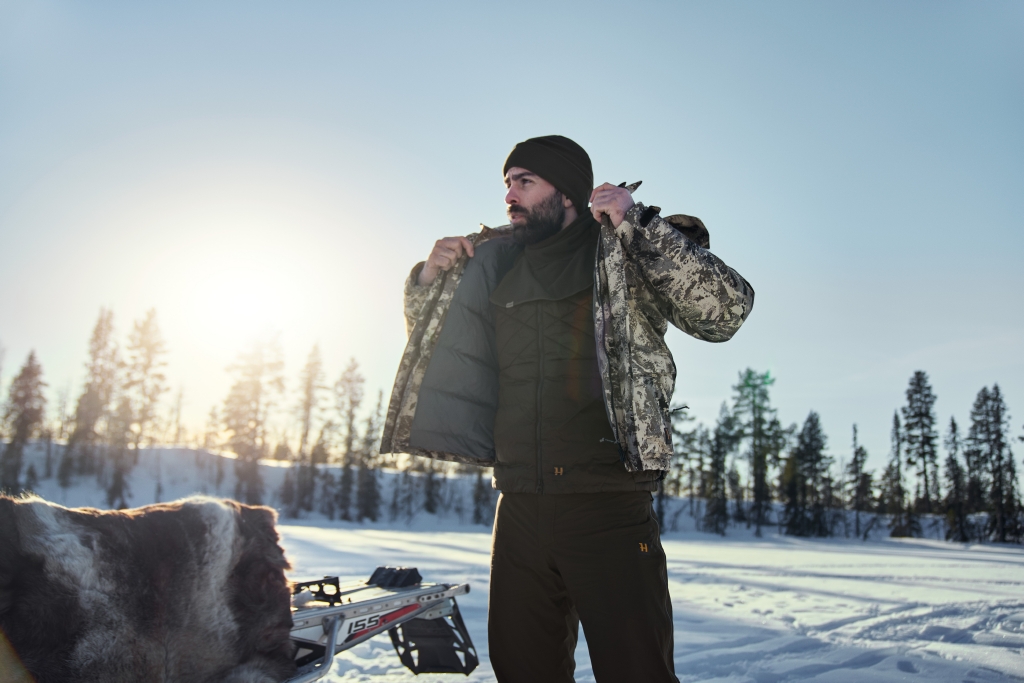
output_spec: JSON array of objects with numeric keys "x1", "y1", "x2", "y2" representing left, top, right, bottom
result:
[{"x1": 381, "y1": 135, "x2": 754, "y2": 681}]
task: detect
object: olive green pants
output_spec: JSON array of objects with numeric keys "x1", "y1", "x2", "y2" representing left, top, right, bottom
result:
[{"x1": 488, "y1": 492, "x2": 678, "y2": 682}]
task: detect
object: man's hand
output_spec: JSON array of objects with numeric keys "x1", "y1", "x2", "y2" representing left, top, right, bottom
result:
[
  {"x1": 417, "y1": 236, "x2": 475, "y2": 286},
  {"x1": 590, "y1": 183, "x2": 636, "y2": 229}
]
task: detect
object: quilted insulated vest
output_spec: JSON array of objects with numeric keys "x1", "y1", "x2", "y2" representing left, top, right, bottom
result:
[
  {"x1": 491, "y1": 288, "x2": 660, "y2": 493},
  {"x1": 381, "y1": 200, "x2": 755, "y2": 475}
]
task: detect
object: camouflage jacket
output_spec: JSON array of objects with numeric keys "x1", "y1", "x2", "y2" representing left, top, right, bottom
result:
[{"x1": 380, "y1": 202, "x2": 755, "y2": 472}]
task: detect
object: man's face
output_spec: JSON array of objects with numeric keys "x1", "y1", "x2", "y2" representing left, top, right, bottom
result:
[{"x1": 504, "y1": 167, "x2": 566, "y2": 245}]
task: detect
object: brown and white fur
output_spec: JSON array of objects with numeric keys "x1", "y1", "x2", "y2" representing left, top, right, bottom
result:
[{"x1": 0, "y1": 495, "x2": 296, "y2": 683}]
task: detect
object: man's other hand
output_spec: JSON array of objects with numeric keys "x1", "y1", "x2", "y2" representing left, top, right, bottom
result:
[
  {"x1": 590, "y1": 183, "x2": 635, "y2": 229},
  {"x1": 418, "y1": 236, "x2": 476, "y2": 286}
]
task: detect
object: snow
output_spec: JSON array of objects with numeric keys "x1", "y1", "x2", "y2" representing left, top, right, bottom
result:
[
  {"x1": 14, "y1": 444, "x2": 1024, "y2": 681},
  {"x1": 279, "y1": 522, "x2": 1024, "y2": 682},
  {"x1": 19, "y1": 445, "x2": 292, "y2": 509}
]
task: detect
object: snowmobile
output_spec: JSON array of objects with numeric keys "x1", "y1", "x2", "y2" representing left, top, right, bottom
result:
[{"x1": 285, "y1": 566, "x2": 478, "y2": 681}]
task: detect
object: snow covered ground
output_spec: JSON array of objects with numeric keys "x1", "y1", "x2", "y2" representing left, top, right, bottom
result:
[
  {"x1": 281, "y1": 521, "x2": 1024, "y2": 682},
  {"x1": 14, "y1": 444, "x2": 1024, "y2": 681}
]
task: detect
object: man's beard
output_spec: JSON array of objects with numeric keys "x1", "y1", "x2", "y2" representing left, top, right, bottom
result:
[{"x1": 509, "y1": 190, "x2": 566, "y2": 246}]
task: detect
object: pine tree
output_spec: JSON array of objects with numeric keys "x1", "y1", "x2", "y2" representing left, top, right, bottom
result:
[
  {"x1": 821, "y1": 465, "x2": 842, "y2": 537},
  {"x1": 943, "y1": 417, "x2": 970, "y2": 542},
  {"x1": 656, "y1": 406, "x2": 685, "y2": 527},
  {"x1": 105, "y1": 394, "x2": 134, "y2": 508},
  {"x1": 337, "y1": 462, "x2": 355, "y2": 520},
  {"x1": 693, "y1": 425, "x2": 713, "y2": 522},
  {"x1": 23, "y1": 463, "x2": 39, "y2": 492},
  {"x1": 333, "y1": 359, "x2": 365, "y2": 521},
  {"x1": 280, "y1": 469, "x2": 296, "y2": 511},
  {"x1": 271, "y1": 442, "x2": 293, "y2": 461},
  {"x1": 702, "y1": 406, "x2": 734, "y2": 535},
  {"x1": 283, "y1": 451, "x2": 316, "y2": 519},
  {"x1": 388, "y1": 465, "x2": 416, "y2": 524},
  {"x1": 963, "y1": 387, "x2": 990, "y2": 515},
  {"x1": 214, "y1": 449, "x2": 224, "y2": 492},
  {"x1": 902, "y1": 371, "x2": 939, "y2": 514},
  {"x1": 154, "y1": 453, "x2": 163, "y2": 504},
  {"x1": 295, "y1": 345, "x2": 326, "y2": 462},
  {"x1": 727, "y1": 460, "x2": 745, "y2": 523},
  {"x1": 124, "y1": 309, "x2": 168, "y2": 450},
  {"x1": 666, "y1": 405, "x2": 694, "y2": 497},
  {"x1": 222, "y1": 340, "x2": 285, "y2": 504},
  {"x1": 310, "y1": 422, "x2": 333, "y2": 465},
  {"x1": 203, "y1": 406, "x2": 221, "y2": 450},
  {"x1": 355, "y1": 392, "x2": 384, "y2": 522},
  {"x1": 881, "y1": 412, "x2": 919, "y2": 537},
  {"x1": 289, "y1": 422, "x2": 333, "y2": 517},
  {"x1": 1004, "y1": 454, "x2": 1022, "y2": 543},
  {"x1": 472, "y1": 469, "x2": 491, "y2": 525},
  {"x1": 963, "y1": 384, "x2": 1021, "y2": 542},
  {"x1": 659, "y1": 404, "x2": 694, "y2": 528},
  {"x1": 1019, "y1": 420, "x2": 1024, "y2": 539},
  {"x1": 66, "y1": 309, "x2": 120, "y2": 476},
  {"x1": 1, "y1": 352, "x2": 47, "y2": 492},
  {"x1": 731, "y1": 369, "x2": 787, "y2": 535},
  {"x1": 423, "y1": 459, "x2": 440, "y2": 515},
  {"x1": 43, "y1": 426, "x2": 54, "y2": 479},
  {"x1": 170, "y1": 387, "x2": 184, "y2": 445},
  {"x1": 780, "y1": 411, "x2": 831, "y2": 537},
  {"x1": 880, "y1": 412, "x2": 903, "y2": 530},
  {"x1": 846, "y1": 425, "x2": 873, "y2": 538},
  {"x1": 388, "y1": 466, "x2": 415, "y2": 523},
  {"x1": 388, "y1": 468, "x2": 403, "y2": 522},
  {"x1": 661, "y1": 404, "x2": 695, "y2": 527},
  {"x1": 57, "y1": 442, "x2": 74, "y2": 489},
  {"x1": 319, "y1": 469, "x2": 338, "y2": 520},
  {"x1": 670, "y1": 407, "x2": 704, "y2": 519},
  {"x1": 981, "y1": 385, "x2": 1014, "y2": 542},
  {"x1": 54, "y1": 383, "x2": 71, "y2": 442},
  {"x1": 356, "y1": 462, "x2": 380, "y2": 522}
]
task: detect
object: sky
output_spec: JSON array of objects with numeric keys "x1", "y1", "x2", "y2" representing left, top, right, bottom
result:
[{"x1": 1, "y1": 0, "x2": 1021, "y2": 471}]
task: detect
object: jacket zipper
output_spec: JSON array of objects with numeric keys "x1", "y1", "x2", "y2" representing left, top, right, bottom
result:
[{"x1": 535, "y1": 304, "x2": 544, "y2": 494}]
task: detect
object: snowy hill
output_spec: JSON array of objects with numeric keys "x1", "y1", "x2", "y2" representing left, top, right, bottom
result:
[
  {"x1": 13, "y1": 443, "x2": 1024, "y2": 681},
  {"x1": 17, "y1": 442, "x2": 497, "y2": 527}
]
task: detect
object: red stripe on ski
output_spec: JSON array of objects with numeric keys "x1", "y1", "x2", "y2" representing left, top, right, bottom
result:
[{"x1": 344, "y1": 604, "x2": 422, "y2": 642}]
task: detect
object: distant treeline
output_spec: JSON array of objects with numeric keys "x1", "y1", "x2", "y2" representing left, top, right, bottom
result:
[
  {"x1": 1, "y1": 310, "x2": 1022, "y2": 543},
  {"x1": 0, "y1": 308, "x2": 494, "y2": 524},
  {"x1": 1, "y1": 308, "x2": 170, "y2": 506},
  {"x1": 661, "y1": 369, "x2": 1023, "y2": 544}
]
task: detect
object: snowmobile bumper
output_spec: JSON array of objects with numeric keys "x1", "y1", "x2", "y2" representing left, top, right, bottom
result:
[{"x1": 285, "y1": 567, "x2": 478, "y2": 680}]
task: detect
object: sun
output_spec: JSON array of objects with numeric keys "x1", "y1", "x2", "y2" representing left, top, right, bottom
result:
[
  {"x1": 147, "y1": 228, "x2": 314, "y2": 359},
  {"x1": 185, "y1": 257, "x2": 294, "y2": 340}
]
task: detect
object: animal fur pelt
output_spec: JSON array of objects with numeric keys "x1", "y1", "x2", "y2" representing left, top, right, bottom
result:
[{"x1": 0, "y1": 495, "x2": 296, "y2": 683}]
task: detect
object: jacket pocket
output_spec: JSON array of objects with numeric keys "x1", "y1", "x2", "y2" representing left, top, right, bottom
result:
[{"x1": 634, "y1": 378, "x2": 673, "y2": 467}]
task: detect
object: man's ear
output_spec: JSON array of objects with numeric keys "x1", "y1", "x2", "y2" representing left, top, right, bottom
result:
[{"x1": 562, "y1": 193, "x2": 575, "y2": 209}]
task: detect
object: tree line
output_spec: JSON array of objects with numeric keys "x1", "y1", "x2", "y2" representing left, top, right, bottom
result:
[
  {"x1": 2, "y1": 311, "x2": 1022, "y2": 542},
  {"x1": 0, "y1": 309, "x2": 496, "y2": 525},
  {"x1": 661, "y1": 369, "x2": 1023, "y2": 544},
  {"x1": 0, "y1": 308, "x2": 169, "y2": 506}
]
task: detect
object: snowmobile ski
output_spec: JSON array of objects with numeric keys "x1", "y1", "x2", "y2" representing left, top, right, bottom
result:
[{"x1": 285, "y1": 566, "x2": 478, "y2": 681}]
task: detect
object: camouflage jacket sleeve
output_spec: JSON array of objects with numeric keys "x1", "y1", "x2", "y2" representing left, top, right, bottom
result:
[
  {"x1": 403, "y1": 262, "x2": 431, "y2": 336},
  {"x1": 616, "y1": 202, "x2": 754, "y2": 342}
]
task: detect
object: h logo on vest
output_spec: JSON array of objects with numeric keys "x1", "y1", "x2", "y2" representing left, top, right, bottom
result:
[
  {"x1": 554, "y1": 467, "x2": 564, "y2": 476},
  {"x1": 638, "y1": 542, "x2": 649, "y2": 553}
]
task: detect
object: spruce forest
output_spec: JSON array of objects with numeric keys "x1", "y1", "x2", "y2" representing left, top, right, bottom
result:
[{"x1": 2, "y1": 308, "x2": 1022, "y2": 544}]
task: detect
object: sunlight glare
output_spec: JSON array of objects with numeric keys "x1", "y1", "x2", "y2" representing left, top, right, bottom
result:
[{"x1": 155, "y1": 224, "x2": 315, "y2": 355}]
